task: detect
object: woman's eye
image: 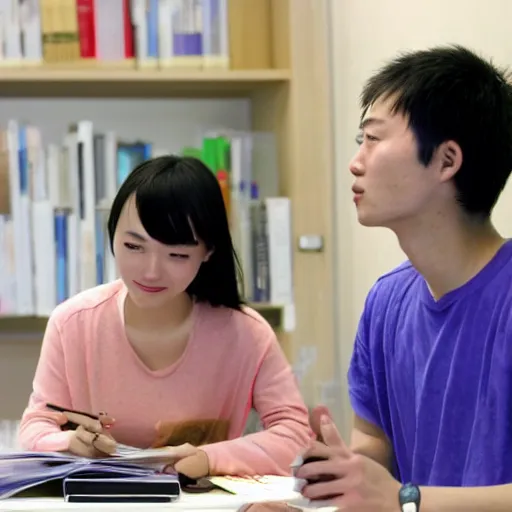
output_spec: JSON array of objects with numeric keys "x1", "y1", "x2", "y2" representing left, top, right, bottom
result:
[
  {"x1": 124, "y1": 242, "x2": 141, "y2": 251},
  {"x1": 169, "y1": 253, "x2": 189, "y2": 259}
]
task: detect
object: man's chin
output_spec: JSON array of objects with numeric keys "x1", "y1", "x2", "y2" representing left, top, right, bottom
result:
[{"x1": 356, "y1": 213, "x2": 384, "y2": 228}]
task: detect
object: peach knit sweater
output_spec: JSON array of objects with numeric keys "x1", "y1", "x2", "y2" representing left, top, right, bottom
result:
[{"x1": 18, "y1": 280, "x2": 312, "y2": 476}]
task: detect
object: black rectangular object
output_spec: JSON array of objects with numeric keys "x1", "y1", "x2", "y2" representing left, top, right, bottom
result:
[
  {"x1": 66, "y1": 494, "x2": 176, "y2": 503},
  {"x1": 63, "y1": 474, "x2": 180, "y2": 500}
]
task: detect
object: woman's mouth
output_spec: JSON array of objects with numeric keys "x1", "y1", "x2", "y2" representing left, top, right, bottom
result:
[{"x1": 133, "y1": 281, "x2": 168, "y2": 293}]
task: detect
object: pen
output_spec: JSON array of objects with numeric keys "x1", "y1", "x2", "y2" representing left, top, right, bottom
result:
[{"x1": 46, "y1": 403, "x2": 109, "y2": 431}]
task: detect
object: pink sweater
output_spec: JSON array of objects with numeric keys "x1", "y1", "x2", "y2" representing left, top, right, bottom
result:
[{"x1": 18, "y1": 281, "x2": 312, "y2": 476}]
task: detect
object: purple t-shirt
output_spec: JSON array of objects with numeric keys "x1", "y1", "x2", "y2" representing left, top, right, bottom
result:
[{"x1": 348, "y1": 239, "x2": 512, "y2": 486}]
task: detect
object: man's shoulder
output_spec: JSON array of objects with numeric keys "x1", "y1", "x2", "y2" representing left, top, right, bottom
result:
[{"x1": 366, "y1": 260, "x2": 421, "y2": 306}]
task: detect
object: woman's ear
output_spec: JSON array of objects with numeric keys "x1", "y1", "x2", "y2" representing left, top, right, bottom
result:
[{"x1": 203, "y1": 248, "x2": 214, "y2": 263}]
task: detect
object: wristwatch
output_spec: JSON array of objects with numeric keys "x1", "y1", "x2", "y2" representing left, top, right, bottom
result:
[{"x1": 399, "y1": 482, "x2": 421, "y2": 512}]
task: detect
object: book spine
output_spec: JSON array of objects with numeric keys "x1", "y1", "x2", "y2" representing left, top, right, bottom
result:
[
  {"x1": 76, "y1": 0, "x2": 96, "y2": 59},
  {"x1": 172, "y1": 0, "x2": 202, "y2": 68},
  {"x1": 55, "y1": 208, "x2": 69, "y2": 303}
]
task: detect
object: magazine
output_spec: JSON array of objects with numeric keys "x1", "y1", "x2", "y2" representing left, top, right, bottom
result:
[{"x1": 0, "y1": 446, "x2": 180, "y2": 500}]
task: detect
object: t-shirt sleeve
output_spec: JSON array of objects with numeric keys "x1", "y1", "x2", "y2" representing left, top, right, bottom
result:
[
  {"x1": 347, "y1": 292, "x2": 382, "y2": 430},
  {"x1": 17, "y1": 313, "x2": 74, "y2": 452}
]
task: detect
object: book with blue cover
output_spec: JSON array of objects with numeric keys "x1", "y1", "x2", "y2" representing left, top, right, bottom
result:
[{"x1": 0, "y1": 448, "x2": 181, "y2": 501}]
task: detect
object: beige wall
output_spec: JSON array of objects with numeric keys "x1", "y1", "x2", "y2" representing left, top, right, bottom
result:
[{"x1": 329, "y1": 0, "x2": 512, "y2": 437}]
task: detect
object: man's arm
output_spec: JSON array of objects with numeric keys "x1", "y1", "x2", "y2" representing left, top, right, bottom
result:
[
  {"x1": 351, "y1": 414, "x2": 393, "y2": 472},
  {"x1": 418, "y1": 485, "x2": 512, "y2": 512},
  {"x1": 351, "y1": 416, "x2": 512, "y2": 511}
]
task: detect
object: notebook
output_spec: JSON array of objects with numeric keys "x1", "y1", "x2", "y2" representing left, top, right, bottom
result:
[
  {"x1": 0, "y1": 448, "x2": 180, "y2": 501},
  {"x1": 64, "y1": 472, "x2": 180, "y2": 503}
]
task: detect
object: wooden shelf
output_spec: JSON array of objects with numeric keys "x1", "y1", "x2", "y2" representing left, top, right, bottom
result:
[{"x1": 0, "y1": 68, "x2": 290, "y2": 98}]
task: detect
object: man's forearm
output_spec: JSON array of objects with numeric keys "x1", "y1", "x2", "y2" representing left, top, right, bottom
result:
[
  {"x1": 351, "y1": 444, "x2": 393, "y2": 472},
  {"x1": 421, "y1": 483, "x2": 512, "y2": 512},
  {"x1": 351, "y1": 419, "x2": 394, "y2": 472}
]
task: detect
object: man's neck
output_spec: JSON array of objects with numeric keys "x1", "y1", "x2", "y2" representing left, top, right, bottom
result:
[{"x1": 393, "y1": 214, "x2": 505, "y2": 300}]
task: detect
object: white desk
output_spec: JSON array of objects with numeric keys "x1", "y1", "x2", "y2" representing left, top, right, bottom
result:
[
  {"x1": 0, "y1": 492, "x2": 249, "y2": 511},
  {"x1": 0, "y1": 491, "x2": 336, "y2": 511}
]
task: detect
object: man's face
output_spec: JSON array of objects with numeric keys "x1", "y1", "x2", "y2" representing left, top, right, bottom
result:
[{"x1": 349, "y1": 96, "x2": 445, "y2": 230}]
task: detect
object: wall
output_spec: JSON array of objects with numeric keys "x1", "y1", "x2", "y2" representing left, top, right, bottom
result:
[{"x1": 329, "y1": 0, "x2": 512, "y2": 436}]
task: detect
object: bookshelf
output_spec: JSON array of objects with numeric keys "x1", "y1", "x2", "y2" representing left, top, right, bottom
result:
[
  {"x1": 0, "y1": 0, "x2": 337, "y2": 423},
  {"x1": 0, "y1": 69, "x2": 291, "y2": 98}
]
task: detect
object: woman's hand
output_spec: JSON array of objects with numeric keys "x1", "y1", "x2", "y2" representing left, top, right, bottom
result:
[
  {"x1": 163, "y1": 443, "x2": 210, "y2": 479},
  {"x1": 59, "y1": 410, "x2": 117, "y2": 458}
]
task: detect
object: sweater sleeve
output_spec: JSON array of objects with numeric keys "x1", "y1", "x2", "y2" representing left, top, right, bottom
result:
[
  {"x1": 17, "y1": 314, "x2": 74, "y2": 452},
  {"x1": 200, "y1": 334, "x2": 313, "y2": 476}
]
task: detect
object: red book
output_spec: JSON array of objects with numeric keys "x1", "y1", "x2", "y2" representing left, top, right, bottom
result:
[
  {"x1": 76, "y1": 0, "x2": 96, "y2": 59},
  {"x1": 123, "y1": 0, "x2": 134, "y2": 59}
]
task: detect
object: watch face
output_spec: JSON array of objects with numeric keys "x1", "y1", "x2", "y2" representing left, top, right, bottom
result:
[{"x1": 399, "y1": 483, "x2": 420, "y2": 504}]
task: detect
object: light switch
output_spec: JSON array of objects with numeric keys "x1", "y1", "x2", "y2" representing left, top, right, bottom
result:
[{"x1": 298, "y1": 235, "x2": 324, "y2": 252}]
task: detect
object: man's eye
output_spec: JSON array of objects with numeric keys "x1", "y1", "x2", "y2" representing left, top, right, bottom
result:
[{"x1": 355, "y1": 132, "x2": 379, "y2": 145}]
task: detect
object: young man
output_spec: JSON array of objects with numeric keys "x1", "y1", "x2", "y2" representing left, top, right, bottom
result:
[{"x1": 295, "y1": 45, "x2": 512, "y2": 511}]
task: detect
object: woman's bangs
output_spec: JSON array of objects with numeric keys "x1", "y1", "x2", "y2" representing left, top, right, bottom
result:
[{"x1": 135, "y1": 182, "x2": 198, "y2": 246}]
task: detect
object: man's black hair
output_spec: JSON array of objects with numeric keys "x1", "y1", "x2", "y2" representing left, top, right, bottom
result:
[{"x1": 361, "y1": 44, "x2": 512, "y2": 219}]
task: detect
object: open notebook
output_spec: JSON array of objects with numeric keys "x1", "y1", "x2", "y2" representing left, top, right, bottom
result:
[{"x1": 0, "y1": 447, "x2": 180, "y2": 501}]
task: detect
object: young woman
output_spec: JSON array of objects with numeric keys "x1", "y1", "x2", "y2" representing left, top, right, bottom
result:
[{"x1": 18, "y1": 155, "x2": 312, "y2": 479}]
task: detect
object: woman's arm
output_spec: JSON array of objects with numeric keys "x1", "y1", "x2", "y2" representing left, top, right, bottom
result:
[
  {"x1": 200, "y1": 334, "x2": 312, "y2": 476},
  {"x1": 18, "y1": 314, "x2": 74, "y2": 452}
]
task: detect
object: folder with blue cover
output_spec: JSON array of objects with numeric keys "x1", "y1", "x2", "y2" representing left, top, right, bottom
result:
[{"x1": 0, "y1": 450, "x2": 180, "y2": 502}]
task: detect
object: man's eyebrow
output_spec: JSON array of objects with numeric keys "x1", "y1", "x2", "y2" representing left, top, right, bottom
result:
[
  {"x1": 125, "y1": 230, "x2": 147, "y2": 241},
  {"x1": 359, "y1": 117, "x2": 386, "y2": 129}
]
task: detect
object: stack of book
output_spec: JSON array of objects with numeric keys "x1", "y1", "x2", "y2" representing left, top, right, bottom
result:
[
  {"x1": 0, "y1": 449, "x2": 181, "y2": 502},
  {"x1": 0, "y1": 121, "x2": 293, "y2": 318}
]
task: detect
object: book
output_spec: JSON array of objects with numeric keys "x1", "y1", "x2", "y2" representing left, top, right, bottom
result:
[
  {"x1": 0, "y1": 448, "x2": 180, "y2": 500},
  {"x1": 63, "y1": 474, "x2": 180, "y2": 503}
]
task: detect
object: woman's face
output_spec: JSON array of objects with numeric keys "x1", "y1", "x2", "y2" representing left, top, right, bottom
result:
[{"x1": 112, "y1": 195, "x2": 211, "y2": 309}]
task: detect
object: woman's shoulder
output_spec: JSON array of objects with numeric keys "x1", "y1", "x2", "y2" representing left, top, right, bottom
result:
[
  {"x1": 197, "y1": 302, "x2": 276, "y2": 350},
  {"x1": 49, "y1": 280, "x2": 125, "y2": 328}
]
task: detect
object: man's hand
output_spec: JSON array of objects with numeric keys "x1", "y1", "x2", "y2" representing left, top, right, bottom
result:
[
  {"x1": 295, "y1": 414, "x2": 400, "y2": 511},
  {"x1": 60, "y1": 410, "x2": 117, "y2": 458}
]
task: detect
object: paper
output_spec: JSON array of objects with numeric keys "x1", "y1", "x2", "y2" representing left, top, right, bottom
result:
[
  {"x1": 209, "y1": 475, "x2": 297, "y2": 498},
  {"x1": 207, "y1": 476, "x2": 336, "y2": 511},
  {"x1": 111, "y1": 444, "x2": 175, "y2": 462}
]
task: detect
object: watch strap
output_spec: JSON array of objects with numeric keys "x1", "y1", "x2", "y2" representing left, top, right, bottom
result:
[{"x1": 399, "y1": 482, "x2": 421, "y2": 512}]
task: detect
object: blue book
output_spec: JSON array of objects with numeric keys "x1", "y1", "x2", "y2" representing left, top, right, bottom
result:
[{"x1": 54, "y1": 210, "x2": 69, "y2": 303}]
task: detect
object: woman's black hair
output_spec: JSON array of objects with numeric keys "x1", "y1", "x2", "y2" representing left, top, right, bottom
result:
[{"x1": 107, "y1": 155, "x2": 244, "y2": 310}]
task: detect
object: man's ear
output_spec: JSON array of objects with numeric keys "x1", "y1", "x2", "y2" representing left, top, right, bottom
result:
[{"x1": 436, "y1": 140, "x2": 463, "y2": 183}]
